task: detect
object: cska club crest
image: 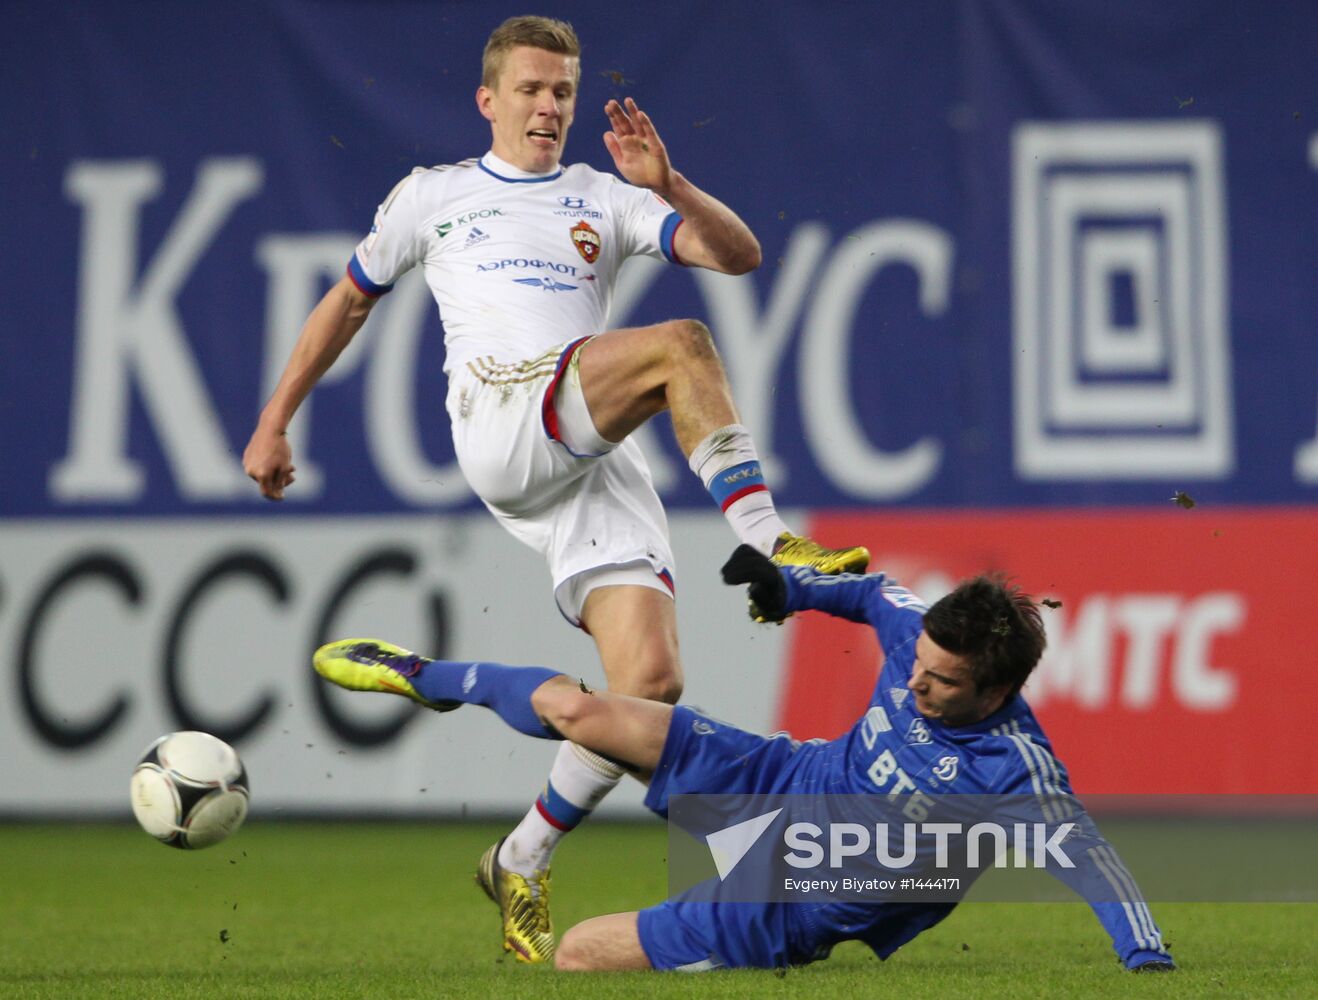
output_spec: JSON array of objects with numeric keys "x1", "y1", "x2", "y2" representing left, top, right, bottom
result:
[{"x1": 570, "y1": 220, "x2": 601, "y2": 264}]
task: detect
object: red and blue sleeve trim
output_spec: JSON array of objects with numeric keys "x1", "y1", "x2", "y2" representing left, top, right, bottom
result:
[
  {"x1": 346, "y1": 255, "x2": 394, "y2": 298},
  {"x1": 659, "y1": 212, "x2": 685, "y2": 265}
]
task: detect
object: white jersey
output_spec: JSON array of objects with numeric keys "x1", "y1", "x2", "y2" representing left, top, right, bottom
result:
[{"x1": 349, "y1": 151, "x2": 682, "y2": 373}]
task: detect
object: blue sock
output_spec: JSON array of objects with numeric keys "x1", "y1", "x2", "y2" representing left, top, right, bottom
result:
[{"x1": 411, "y1": 659, "x2": 565, "y2": 740}]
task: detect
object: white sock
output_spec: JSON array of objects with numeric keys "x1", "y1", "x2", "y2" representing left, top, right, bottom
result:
[
  {"x1": 688, "y1": 424, "x2": 790, "y2": 554},
  {"x1": 498, "y1": 742, "x2": 625, "y2": 877}
]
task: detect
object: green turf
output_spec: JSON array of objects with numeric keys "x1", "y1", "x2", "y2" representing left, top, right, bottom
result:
[{"x1": 0, "y1": 822, "x2": 1312, "y2": 998}]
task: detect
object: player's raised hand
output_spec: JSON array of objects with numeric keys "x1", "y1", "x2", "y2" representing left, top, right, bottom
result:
[
  {"x1": 603, "y1": 97, "x2": 674, "y2": 193},
  {"x1": 242, "y1": 426, "x2": 296, "y2": 500},
  {"x1": 721, "y1": 545, "x2": 789, "y2": 623}
]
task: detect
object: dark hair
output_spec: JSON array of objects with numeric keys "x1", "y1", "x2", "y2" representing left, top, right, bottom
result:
[
  {"x1": 922, "y1": 575, "x2": 1046, "y2": 699},
  {"x1": 482, "y1": 16, "x2": 581, "y2": 88}
]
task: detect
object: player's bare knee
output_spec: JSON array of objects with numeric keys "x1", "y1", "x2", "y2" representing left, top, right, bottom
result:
[
  {"x1": 554, "y1": 928, "x2": 591, "y2": 971},
  {"x1": 537, "y1": 684, "x2": 620, "y2": 742},
  {"x1": 667, "y1": 318, "x2": 717, "y2": 366},
  {"x1": 674, "y1": 316, "x2": 716, "y2": 361},
  {"x1": 627, "y1": 668, "x2": 683, "y2": 705},
  {"x1": 555, "y1": 951, "x2": 586, "y2": 972},
  {"x1": 530, "y1": 678, "x2": 593, "y2": 738},
  {"x1": 656, "y1": 673, "x2": 684, "y2": 704},
  {"x1": 608, "y1": 647, "x2": 683, "y2": 703}
]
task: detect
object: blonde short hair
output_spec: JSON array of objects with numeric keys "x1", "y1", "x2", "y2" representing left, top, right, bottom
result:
[{"x1": 481, "y1": 16, "x2": 581, "y2": 88}]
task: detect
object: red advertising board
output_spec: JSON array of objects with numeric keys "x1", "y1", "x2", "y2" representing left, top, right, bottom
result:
[{"x1": 777, "y1": 509, "x2": 1318, "y2": 795}]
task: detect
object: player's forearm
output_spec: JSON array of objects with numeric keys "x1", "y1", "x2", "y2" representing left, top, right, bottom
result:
[
  {"x1": 1038, "y1": 813, "x2": 1172, "y2": 968},
  {"x1": 780, "y1": 566, "x2": 880, "y2": 624},
  {"x1": 661, "y1": 171, "x2": 761, "y2": 274},
  {"x1": 257, "y1": 278, "x2": 373, "y2": 433}
]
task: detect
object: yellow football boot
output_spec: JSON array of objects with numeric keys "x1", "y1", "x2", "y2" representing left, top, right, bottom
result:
[
  {"x1": 770, "y1": 532, "x2": 870, "y2": 575},
  {"x1": 749, "y1": 533, "x2": 872, "y2": 622},
  {"x1": 312, "y1": 639, "x2": 459, "y2": 711},
  {"x1": 475, "y1": 838, "x2": 555, "y2": 963}
]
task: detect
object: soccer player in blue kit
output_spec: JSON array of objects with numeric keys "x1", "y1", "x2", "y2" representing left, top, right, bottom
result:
[{"x1": 315, "y1": 544, "x2": 1177, "y2": 973}]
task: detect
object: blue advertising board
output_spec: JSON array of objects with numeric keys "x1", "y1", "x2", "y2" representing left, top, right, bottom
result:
[{"x1": 4, "y1": 0, "x2": 1316, "y2": 516}]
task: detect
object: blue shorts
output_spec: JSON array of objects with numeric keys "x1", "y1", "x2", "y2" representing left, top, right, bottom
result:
[
  {"x1": 635, "y1": 706, "x2": 954, "y2": 971},
  {"x1": 642, "y1": 705, "x2": 815, "y2": 818},
  {"x1": 637, "y1": 706, "x2": 823, "y2": 970}
]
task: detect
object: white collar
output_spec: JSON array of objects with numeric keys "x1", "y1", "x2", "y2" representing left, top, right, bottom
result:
[{"x1": 480, "y1": 150, "x2": 564, "y2": 181}]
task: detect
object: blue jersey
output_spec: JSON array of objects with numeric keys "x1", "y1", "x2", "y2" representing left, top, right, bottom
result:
[
  {"x1": 773, "y1": 566, "x2": 1171, "y2": 966},
  {"x1": 639, "y1": 567, "x2": 1172, "y2": 971},
  {"x1": 780, "y1": 565, "x2": 1064, "y2": 799}
]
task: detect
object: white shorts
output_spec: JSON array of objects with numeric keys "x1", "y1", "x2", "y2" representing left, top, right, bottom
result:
[{"x1": 446, "y1": 337, "x2": 676, "y2": 625}]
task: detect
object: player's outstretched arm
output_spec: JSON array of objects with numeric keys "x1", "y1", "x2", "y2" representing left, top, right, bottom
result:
[
  {"x1": 1052, "y1": 833, "x2": 1176, "y2": 971},
  {"x1": 242, "y1": 276, "x2": 377, "y2": 499},
  {"x1": 998, "y1": 786, "x2": 1176, "y2": 972},
  {"x1": 603, "y1": 96, "x2": 760, "y2": 275}
]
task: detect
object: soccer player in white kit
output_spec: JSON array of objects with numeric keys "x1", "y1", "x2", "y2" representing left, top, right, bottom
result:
[{"x1": 242, "y1": 15, "x2": 869, "y2": 963}]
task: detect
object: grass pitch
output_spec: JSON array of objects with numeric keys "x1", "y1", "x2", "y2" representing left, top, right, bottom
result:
[{"x1": 1, "y1": 821, "x2": 1312, "y2": 998}]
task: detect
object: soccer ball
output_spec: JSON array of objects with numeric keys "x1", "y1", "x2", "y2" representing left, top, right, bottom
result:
[{"x1": 130, "y1": 731, "x2": 250, "y2": 849}]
